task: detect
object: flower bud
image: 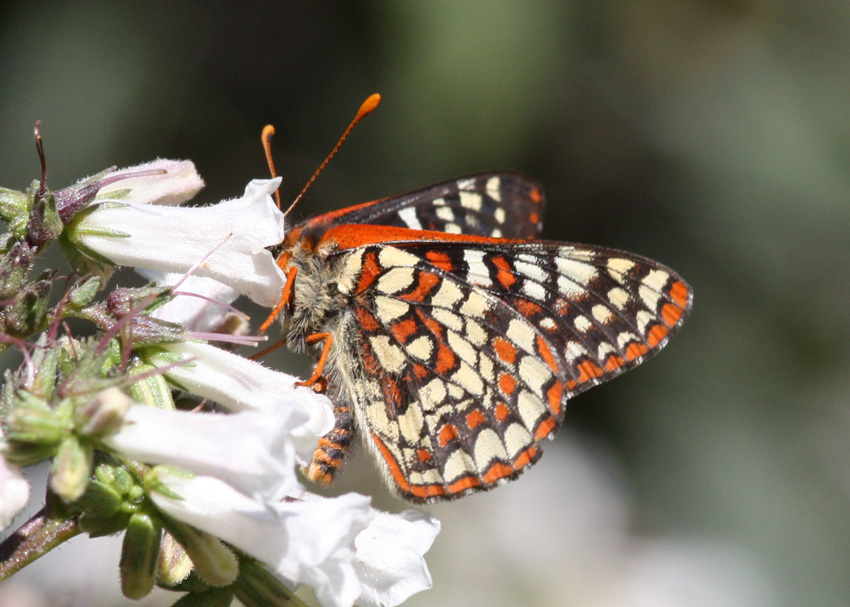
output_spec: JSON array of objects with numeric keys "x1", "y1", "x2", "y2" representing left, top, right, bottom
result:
[
  {"x1": 50, "y1": 435, "x2": 93, "y2": 502},
  {"x1": 27, "y1": 185, "x2": 63, "y2": 247},
  {"x1": 76, "y1": 386, "x2": 132, "y2": 437},
  {"x1": 234, "y1": 559, "x2": 304, "y2": 607},
  {"x1": 157, "y1": 531, "x2": 195, "y2": 587},
  {"x1": 163, "y1": 518, "x2": 239, "y2": 587},
  {"x1": 0, "y1": 185, "x2": 31, "y2": 238},
  {"x1": 120, "y1": 512, "x2": 163, "y2": 599}
]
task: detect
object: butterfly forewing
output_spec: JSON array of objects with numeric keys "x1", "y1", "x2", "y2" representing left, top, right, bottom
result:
[{"x1": 316, "y1": 173, "x2": 544, "y2": 239}]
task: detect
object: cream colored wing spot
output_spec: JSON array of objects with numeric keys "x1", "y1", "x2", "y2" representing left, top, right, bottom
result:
[
  {"x1": 474, "y1": 428, "x2": 508, "y2": 468},
  {"x1": 375, "y1": 295, "x2": 410, "y2": 323},
  {"x1": 370, "y1": 335, "x2": 406, "y2": 373},
  {"x1": 377, "y1": 267, "x2": 416, "y2": 294},
  {"x1": 486, "y1": 176, "x2": 502, "y2": 202}
]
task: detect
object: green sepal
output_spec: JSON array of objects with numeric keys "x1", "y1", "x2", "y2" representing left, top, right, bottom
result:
[
  {"x1": 120, "y1": 512, "x2": 163, "y2": 600},
  {"x1": 169, "y1": 587, "x2": 234, "y2": 607},
  {"x1": 0, "y1": 186, "x2": 31, "y2": 238},
  {"x1": 72, "y1": 478, "x2": 123, "y2": 517},
  {"x1": 235, "y1": 558, "x2": 309, "y2": 607},
  {"x1": 4, "y1": 392, "x2": 71, "y2": 452},
  {"x1": 79, "y1": 511, "x2": 132, "y2": 537},
  {"x1": 127, "y1": 357, "x2": 176, "y2": 410},
  {"x1": 67, "y1": 275, "x2": 102, "y2": 310}
]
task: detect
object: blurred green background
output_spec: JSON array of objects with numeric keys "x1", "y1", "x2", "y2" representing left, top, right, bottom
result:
[{"x1": 1, "y1": 2, "x2": 849, "y2": 606}]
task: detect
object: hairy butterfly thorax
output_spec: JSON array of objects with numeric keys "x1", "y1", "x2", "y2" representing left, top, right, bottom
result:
[{"x1": 260, "y1": 96, "x2": 693, "y2": 503}]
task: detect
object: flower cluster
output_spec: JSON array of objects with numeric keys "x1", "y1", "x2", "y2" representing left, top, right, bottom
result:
[{"x1": 0, "y1": 152, "x2": 438, "y2": 607}]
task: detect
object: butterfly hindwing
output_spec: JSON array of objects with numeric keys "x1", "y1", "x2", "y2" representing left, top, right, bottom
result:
[{"x1": 331, "y1": 239, "x2": 691, "y2": 501}]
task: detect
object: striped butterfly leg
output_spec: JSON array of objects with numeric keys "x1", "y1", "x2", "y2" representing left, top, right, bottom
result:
[
  {"x1": 304, "y1": 395, "x2": 355, "y2": 485},
  {"x1": 299, "y1": 331, "x2": 354, "y2": 485}
]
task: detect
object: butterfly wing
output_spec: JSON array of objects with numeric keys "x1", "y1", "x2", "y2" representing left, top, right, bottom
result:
[
  {"x1": 312, "y1": 173, "x2": 544, "y2": 239},
  {"x1": 330, "y1": 239, "x2": 691, "y2": 502}
]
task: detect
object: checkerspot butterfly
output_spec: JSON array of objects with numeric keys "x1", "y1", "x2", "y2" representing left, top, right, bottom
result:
[{"x1": 265, "y1": 99, "x2": 692, "y2": 503}]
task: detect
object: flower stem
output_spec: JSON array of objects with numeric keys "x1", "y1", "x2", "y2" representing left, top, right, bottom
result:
[{"x1": 0, "y1": 505, "x2": 82, "y2": 581}]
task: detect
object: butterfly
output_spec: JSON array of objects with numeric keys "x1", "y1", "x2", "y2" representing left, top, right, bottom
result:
[{"x1": 268, "y1": 170, "x2": 692, "y2": 503}]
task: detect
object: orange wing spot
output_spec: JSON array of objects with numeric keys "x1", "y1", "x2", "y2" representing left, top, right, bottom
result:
[
  {"x1": 494, "y1": 402, "x2": 511, "y2": 422},
  {"x1": 536, "y1": 335, "x2": 560, "y2": 374},
  {"x1": 528, "y1": 211, "x2": 540, "y2": 225},
  {"x1": 412, "y1": 363, "x2": 430, "y2": 379},
  {"x1": 604, "y1": 354, "x2": 626, "y2": 372},
  {"x1": 438, "y1": 423, "x2": 459, "y2": 447},
  {"x1": 466, "y1": 409, "x2": 486, "y2": 430},
  {"x1": 403, "y1": 272, "x2": 440, "y2": 303},
  {"x1": 576, "y1": 360, "x2": 604, "y2": 383},
  {"x1": 669, "y1": 280, "x2": 690, "y2": 307},
  {"x1": 499, "y1": 373, "x2": 517, "y2": 395},
  {"x1": 513, "y1": 445, "x2": 539, "y2": 469},
  {"x1": 661, "y1": 302, "x2": 684, "y2": 326},
  {"x1": 410, "y1": 483, "x2": 448, "y2": 499},
  {"x1": 482, "y1": 461, "x2": 515, "y2": 484},
  {"x1": 646, "y1": 323, "x2": 669, "y2": 347},
  {"x1": 426, "y1": 250, "x2": 454, "y2": 272},
  {"x1": 566, "y1": 379, "x2": 578, "y2": 390},
  {"x1": 382, "y1": 379, "x2": 402, "y2": 415},
  {"x1": 491, "y1": 255, "x2": 516, "y2": 289},
  {"x1": 417, "y1": 449, "x2": 432, "y2": 462},
  {"x1": 534, "y1": 415, "x2": 557, "y2": 440},
  {"x1": 356, "y1": 251, "x2": 381, "y2": 293},
  {"x1": 624, "y1": 342, "x2": 649, "y2": 361},
  {"x1": 494, "y1": 337, "x2": 518, "y2": 364},
  {"x1": 547, "y1": 381, "x2": 564, "y2": 416},
  {"x1": 370, "y1": 432, "x2": 412, "y2": 493},
  {"x1": 530, "y1": 187, "x2": 542, "y2": 204},
  {"x1": 435, "y1": 343, "x2": 457, "y2": 374},
  {"x1": 355, "y1": 307, "x2": 381, "y2": 332},
  {"x1": 391, "y1": 318, "x2": 418, "y2": 342},
  {"x1": 516, "y1": 298, "x2": 542, "y2": 317},
  {"x1": 446, "y1": 475, "x2": 481, "y2": 495}
]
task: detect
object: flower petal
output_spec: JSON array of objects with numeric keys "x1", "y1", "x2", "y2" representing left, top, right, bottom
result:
[
  {"x1": 150, "y1": 342, "x2": 333, "y2": 464},
  {"x1": 98, "y1": 159, "x2": 205, "y2": 206},
  {"x1": 150, "y1": 475, "x2": 373, "y2": 607},
  {"x1": 76, "y1": 178, "x2": 285, "y2": 305},
  {"x1": 353, "y1": 509, "x2": 440, "y2": 607},
  {"x1": 104, "y1": 404, "x2": 303, "y2": 500},
  {"x1": 0, "y1": 439, "x2": 30, "y2": 530}
]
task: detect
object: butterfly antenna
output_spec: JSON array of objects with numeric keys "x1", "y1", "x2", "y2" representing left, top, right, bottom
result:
[
  {"x1": 282, "y1": 93, "x2": 381, "y2": 218},
  {"x1": 261, "y1": 124, "x2": 282, "y2": 210}
]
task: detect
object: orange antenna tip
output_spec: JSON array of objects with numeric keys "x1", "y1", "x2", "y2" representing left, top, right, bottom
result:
[
  {"x1": 284, "y1": 93, "x2": 383, "y2": 218},
  {"x1": 261, "y1": 123, "x2": 282, "y2": 209},
  {"x1": 358, "y1": 94, "x2": 381, "y2": 118}
]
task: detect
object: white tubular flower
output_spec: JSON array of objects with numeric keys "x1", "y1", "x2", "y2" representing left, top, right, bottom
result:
[
  {"x1": 141, "y1": 271, "x2": 242, "y2": 334},
  {"x1": 102, "y1": 404, "x2": 305, "y2": 500},
  {"x1": 353, "y1": 509, "x2": 440, "y2": 607},
  {"x1": 148, "y1": 342, "x2": 333, "y2": 464},
  {"x1": 0, "y1": 430, "x2": 30, "y2": 530},
  {"x1": 149, "y1": 473, "x2": 374, "y2": 607},
  {"x1": 72, "y1": 177, "x2": 286, "y2": 306},
  {"x1": 97, "y1": 159, "x2": 205, "y2": 206}
]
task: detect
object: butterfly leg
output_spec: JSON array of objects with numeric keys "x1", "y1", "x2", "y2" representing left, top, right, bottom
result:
[
  {"x1": 304, "y1": 398, "x2": 353, "y2": 485},
  {"x1": 296, "y1": 332, "x2": 333, "y2": 388},
  {"x1": 259, "y1": 266, "x2": 298, "y2": 334}
]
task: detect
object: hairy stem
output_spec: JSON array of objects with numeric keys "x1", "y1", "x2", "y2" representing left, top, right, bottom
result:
[{"x1": 0, "y1": 505, "x2": 81, "y2": 581}]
